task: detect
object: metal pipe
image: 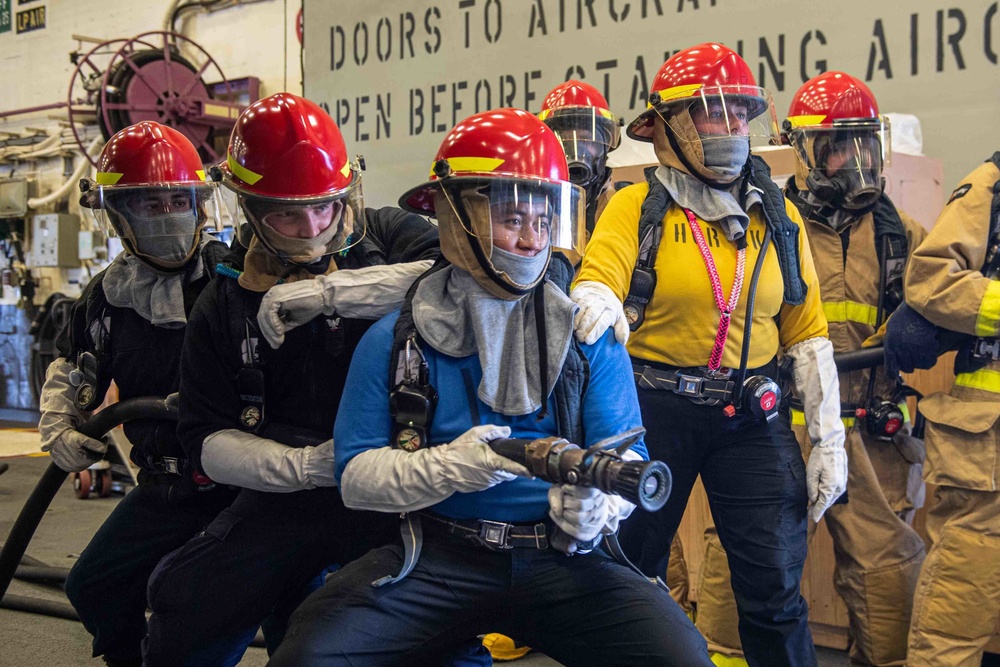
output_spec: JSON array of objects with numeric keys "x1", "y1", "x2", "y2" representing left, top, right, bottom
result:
[
  {"x1": 0, "y1": 102, "x2": 70, "y2": 121},
  {"x1": 26, "y1": 137, "x2": 102, "y2": 209}
]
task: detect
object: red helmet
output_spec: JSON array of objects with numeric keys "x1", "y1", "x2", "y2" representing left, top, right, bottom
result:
[
  {"x1": 401, "y1": 108, "x2": 572, "y2": 215},
  {"x1": 786, "y1": 71, "x2": 880, "y2": 127},
  {"x1": 220, "y1": 92, "x2": 359, "y2": 201},
  {"x1": 400, "y1": 108, "x2": 584, "y2": 298},
  {"x1": 539, "y1": 80, "x2": 612, "y2": 116},
  {"x1": 627, "y1": 42, "x2": 775, "y2": 143},
  {"x1": 84, "y1": 121, "x2": 219, "y2": 271},
  {"x1": 96, "y1": 120, "x2": 206, "y2": 187},
  {"x1": 538, "y1": 80, "x2": 622, "y2": 196},
  {"x1": 784, "y1": 72, "x2": 889, "y2": 210},
  {"x1": 220, "y1": 93, "x2": 366, "y2": 261}
]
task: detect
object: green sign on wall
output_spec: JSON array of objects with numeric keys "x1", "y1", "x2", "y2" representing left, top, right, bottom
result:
[{"x1": 0, "y1": 0, "x2": 12, "y2": 34}]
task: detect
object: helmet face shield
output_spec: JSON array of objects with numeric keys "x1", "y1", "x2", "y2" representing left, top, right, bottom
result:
[
  {"x1": 226, "y1": 168, "x2": 368, "y2": 264},
  {"x1": 788, "y1": 117, "x2": 890, "y2": 210},
  {"x1": 541, "y1": 107, "x2": 619, "y2": 187},
  {"x1": 653, "y1": 84, "x2": 780, "y2": 148},
  {"x1": 438, "y1": 178, "x2": 584, "y2": 260},
  {"x1": 789, "y1": 118, "x2": 890, "y2": 174},
  {"x1": 89, "y1": 182, "x2": 222, "y2": 270}
]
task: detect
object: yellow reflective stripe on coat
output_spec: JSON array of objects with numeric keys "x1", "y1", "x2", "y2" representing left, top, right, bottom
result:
[
  {"x1": 975, "y1": 280, "x2": 1000, "y2": 337},
  {"x1": 791, "y1": 408, "x2": 856, "y2": 428},
  {"x1": 955, "y1": 368, "x2": 1000, "y2": 394},
  {"x1": 822, "y1": 300, "x2": 879, "y2": 327}
]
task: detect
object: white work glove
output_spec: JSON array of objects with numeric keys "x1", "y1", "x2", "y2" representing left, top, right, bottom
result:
[
  {"x1": 786, "y1": 337, "x2": 848, "y2": 522},
  {"x1": 257, "y1": 260, "x2": 433, "y2": 348},
  {"x1": 340, "y1": 424, "x2": 532, "y2": 513},
  {"x1": 547, "y1": 448, "x2": 640, "y2": 546},
  {"x1": 201, "y1": 429, "x2": 338, "y2": 493},
  {"x1": 569, "y1": 280, "x2": 630, "y2": 346},
  {"x1": 38, "y1": 358, "x2": 107, "y2": 473}
]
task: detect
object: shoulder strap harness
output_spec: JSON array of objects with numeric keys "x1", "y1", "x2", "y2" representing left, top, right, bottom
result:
[{"x1": 623, "y1": 158, "x2": 807, "y2": 332}]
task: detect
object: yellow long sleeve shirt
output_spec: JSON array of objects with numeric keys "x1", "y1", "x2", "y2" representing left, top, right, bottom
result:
[{"x1": 576, "y1": 182, "x2": 828, "y2": 369}]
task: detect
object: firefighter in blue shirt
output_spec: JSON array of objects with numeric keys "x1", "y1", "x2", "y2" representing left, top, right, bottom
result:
[{"x1": 268, "y1": 107, "x2": 713, "y2": 667}]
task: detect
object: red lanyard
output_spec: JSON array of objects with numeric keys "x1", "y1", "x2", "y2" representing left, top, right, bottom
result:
[{"x1": 684, "y1": 209, "x2": 746, "y2": 371}]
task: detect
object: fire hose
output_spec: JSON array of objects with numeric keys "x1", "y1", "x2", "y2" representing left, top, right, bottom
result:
[
  {"x1": 0, "y1": 397, "x2": 177, "y2": 602},
  {"x1": 489, "y1": 427, "x2": 671, "y2": 554}
]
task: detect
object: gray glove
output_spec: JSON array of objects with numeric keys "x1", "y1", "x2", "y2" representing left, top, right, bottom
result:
[
  {"x1": 340, "y1": 424, "x2": 532, "y2": 513},
  {"x1": 786, "y1": 337, "x2": 848, "y2": 522},
  {"x1": 201, "y1": 429, "x2": 337, "y2": 493},
  {"x1": 257, "y1": 260, "x2": 434, "y2": 348},
  {"x1": 38, "y1": 358, "x2": 107, "y2": 473}
]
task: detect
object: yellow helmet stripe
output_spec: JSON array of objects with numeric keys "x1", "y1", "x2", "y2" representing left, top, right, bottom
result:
[
  {"x1": 650, "y1": 83, "x2": 705, "y2": 108},
  {"x1": 340, "y1": 160, "x2": 351, "y2": 178},
  {"x1": 430, "y1": 157, "x2": 505, "y2": 178},
  {"x1": 538, "y1": 108, "x2": 615, "y2": 121},
  {"x1": 786, "y1": 115, "x2": 828, "y2": 128},
  {"x1": 227, "y1": 152, "x2": 264, "y2": 185},
  {"x1": 195, "y1": 169, "x2": 206, "y2": 181},
  {"x1": 95, "y1": 172, "x2": 124, "y2": 186}
]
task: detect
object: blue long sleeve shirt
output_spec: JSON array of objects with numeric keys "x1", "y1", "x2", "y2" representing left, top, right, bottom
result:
[{"x1": 333, "y1": 310, "x2": 646, "y2": 523}]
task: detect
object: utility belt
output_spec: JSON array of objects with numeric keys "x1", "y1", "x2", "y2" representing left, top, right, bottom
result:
[
  {"x1": 420, "y1": 512, "x2": 563, "y2": 551},
  {"x1": 632, "y1": 358, "x2": 781, "y2": 422},
  {"x1": 369, "y1": 511, "x2": 647, "y2": 589},
  {"x1": 787, "y1": 397, "x2": 908, "y2": 441}
]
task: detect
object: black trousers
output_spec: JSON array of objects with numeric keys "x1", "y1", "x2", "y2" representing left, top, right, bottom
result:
[
  {"x1": 618, "y1": 385, "x2": 816, "y2": 667},
  {"x1": 268, "y1": 527, "x2": 713, "y2": 667},
  {"x1": 144, "y1": 487, "x2": 399, "y2": 666},
  {"x1": 63, "y1": 472, "x2": 231, "y2": 662}
]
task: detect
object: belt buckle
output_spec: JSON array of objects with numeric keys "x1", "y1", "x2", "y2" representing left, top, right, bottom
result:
[
  {"x1": 479, "y1": 520, "x2": 512, "y2": 549},
  {"x1": 161, "y1": 457, "x2": 181, "y2": 475},
  {"x1": 675, "y1": 373, "x2": 704, "y2": 397}
]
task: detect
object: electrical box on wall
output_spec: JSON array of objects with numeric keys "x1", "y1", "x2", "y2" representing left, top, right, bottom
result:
[
  {"x1": 32, "y1": 214, "x2": 80, "y2": 267},
  {"x1": 0, "y1": 179, "x2": 28, "y2": 218},
  {"x1": 78, "y1": 230, "x2": 107, "y2": 261}
]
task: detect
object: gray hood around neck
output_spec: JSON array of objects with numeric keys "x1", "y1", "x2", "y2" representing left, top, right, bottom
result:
[
  {"x1": 412, "y1": 266, "x2": 577, "y2": 416},
  {"x1": 655, "y1": 165, "x2": 763, "y2": 242},
  {"x1": 103, "y1": 236, "x2": 208, "y2": 328}
]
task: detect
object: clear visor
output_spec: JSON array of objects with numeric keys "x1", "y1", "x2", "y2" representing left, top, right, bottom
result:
[
  {"x1": 789, "y1": 118, "x2": 891, "y2": 176},
  {"x1": 226, "y1": 176, "x2": 368, "y2": 264},
  {"x1": 440, "y1": 179, "x2": 585, "y2": 258},
  {"x1": 90, "y1": 183, "x2": 222, "y2": 235},
  {"x1": 543, "y1": 108, "x2": 620, "y2": 186},
  {"x1": 88, "y1": 183, "x2": 223, "y2": 267},
  {"x1": 654, "y1": 84, "x2": 780, "y2": 148}
]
